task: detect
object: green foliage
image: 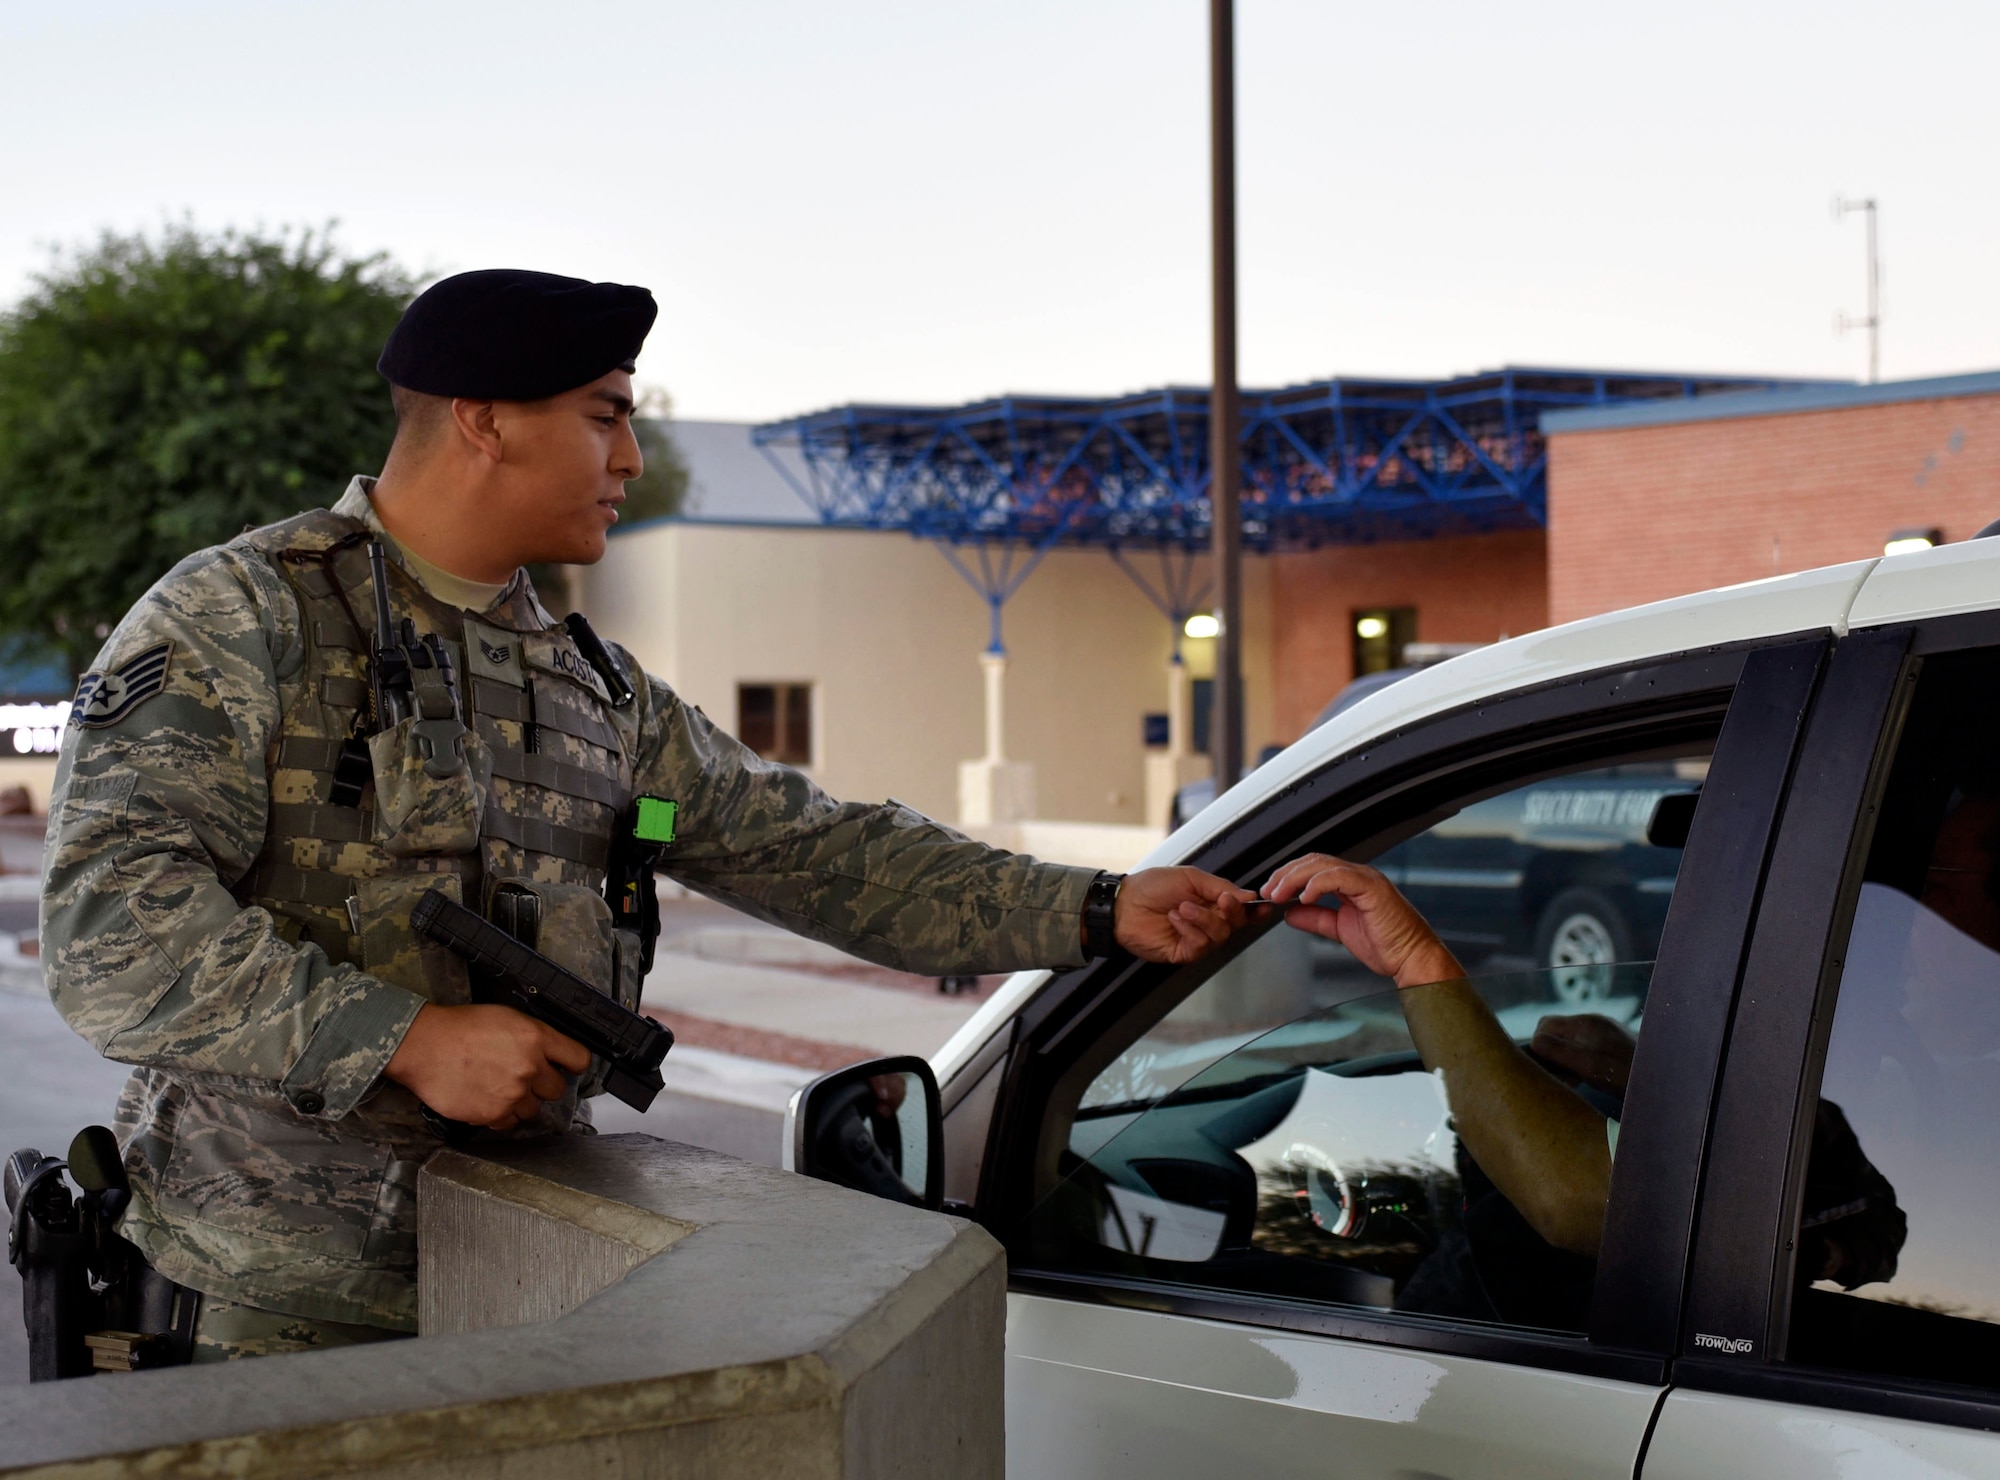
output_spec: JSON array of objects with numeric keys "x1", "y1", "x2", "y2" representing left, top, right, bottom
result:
[
  {"x1": 0, "y1": 224, "x2": 415, "y2": 667},
  {"x1": 626, "y1": 404, "x2": 690, "y2": 526}
]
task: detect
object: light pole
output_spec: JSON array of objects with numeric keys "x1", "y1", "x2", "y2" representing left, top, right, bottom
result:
[
  {"x1": 1835, "y1": 196, "x2": 1880, "y2": 384},
  {"x1": 1208, "y1": 0, "x2": 1244, "y2": 794}
]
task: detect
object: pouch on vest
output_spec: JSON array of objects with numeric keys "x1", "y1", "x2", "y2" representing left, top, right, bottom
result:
[
  {"x1": 484, "y1": 878, "x2": 623, "y2": 1099},
  {"x1": 610, "y1": 929, "x2": 644, "y2": 1014},
  {"x1": 356, "y1": 872, "x2": 473, "y2": 1004},
  {"x1": 368, "y1": 718, "x2": 492, "y2": 857}
]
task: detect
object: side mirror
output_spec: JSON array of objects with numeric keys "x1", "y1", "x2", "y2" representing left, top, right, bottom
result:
[
  {"x1": 1647, "y1": 790, "x2": 1701, "y2": 850},
  {"x1": 784, "y1": 1056, "x2": 943, "y2": 1211}
]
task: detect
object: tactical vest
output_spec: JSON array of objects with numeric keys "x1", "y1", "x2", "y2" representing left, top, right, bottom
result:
[{"x1": 238, "y1": 508, "x2": 643, "y2": 1124}]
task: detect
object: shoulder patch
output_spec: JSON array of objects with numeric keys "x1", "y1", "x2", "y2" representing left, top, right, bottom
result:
[{"x1": 72, "y1": 641, "x2": 175, "y2": 729}]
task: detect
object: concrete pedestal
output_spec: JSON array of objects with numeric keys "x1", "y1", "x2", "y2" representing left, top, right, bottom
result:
[
  {"x1": 1145, "y1": 750, "x2": 1212, "y2": 831},
  {"x1": 0, "y1": 1135, "x2": 1005, "y2": 1479},
  {"x1": 957, "y1": 758, "x2": 1037, "y2": 827}
]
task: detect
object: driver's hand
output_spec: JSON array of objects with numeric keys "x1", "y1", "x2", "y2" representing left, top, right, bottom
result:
[
  {"x1": 1261, "y1": 854, "x2": 1462, "y2": 989},
  {"x1": 1530, "y1": 1013, "x2": 1637, "y2": 1095}
]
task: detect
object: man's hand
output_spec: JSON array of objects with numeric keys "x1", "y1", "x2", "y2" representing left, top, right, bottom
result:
[
  {"x1": 385, "y1": 1002, "x2": 592, "y2": 1131},
  {"x1": 1113, "y1": 866, "x2": 1260, "y2": 965},
  {"x1": 1262, "y1": 854, "x2": 1463, "y2": 988}
]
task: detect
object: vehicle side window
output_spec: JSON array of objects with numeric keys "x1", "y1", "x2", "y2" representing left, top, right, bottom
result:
[
  {"x1": 1032, "y1": 751, "x2": 1708, "y2": 1336},
  {"x1": 1084, "y1": 759, "x2": 1702, "y2": 1113},
  {"x1": 1785, "y1": 648, "x2": 2000, "y2": 1390}
]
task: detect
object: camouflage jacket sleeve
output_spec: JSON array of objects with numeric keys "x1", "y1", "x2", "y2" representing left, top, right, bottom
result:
[
  {"x1": 42, "y1": 545, "x2": 424, "y2": 1120},
  {"x1": 628, "y1": 669, "x2": 1096, "y2": 976}
]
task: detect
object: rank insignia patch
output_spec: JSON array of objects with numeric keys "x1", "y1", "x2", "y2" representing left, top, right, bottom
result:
[{"x1": 73, "y1": 641, "x2": 174, "y2": 729}]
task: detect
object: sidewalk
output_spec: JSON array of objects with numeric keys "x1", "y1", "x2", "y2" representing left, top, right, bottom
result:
[{"x1": 643, "y1": 953, "x2": 981, "y2": 1064}]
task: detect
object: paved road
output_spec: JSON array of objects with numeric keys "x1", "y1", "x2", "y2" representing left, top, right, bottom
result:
[{"x1": 0, "y1": 988, "x2": 782, "y2": 1387}]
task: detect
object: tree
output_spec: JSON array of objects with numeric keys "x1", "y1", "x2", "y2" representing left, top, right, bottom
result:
[
  {"x1": 0, "y1": 224, "x2": 415, "y2": 668},
  {"x1": 0, "y1": 225, "x2": 692, "y2": 665},
  {"x1": 626, "y1": 386, "x2": 690, "y2": 525}
]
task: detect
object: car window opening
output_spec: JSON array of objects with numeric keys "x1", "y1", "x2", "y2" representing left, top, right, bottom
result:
[{"x1": 1022, "y1": 749, "x2": 1712, "y2": 1338}]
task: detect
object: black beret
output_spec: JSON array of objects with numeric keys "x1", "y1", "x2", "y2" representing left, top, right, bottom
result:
[{"x1": 377, "y1": 268, "x2": 657, "y2": 401}]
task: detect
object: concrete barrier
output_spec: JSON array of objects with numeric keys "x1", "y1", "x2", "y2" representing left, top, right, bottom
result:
[{"x1": 0, "y1": 1134, "x2": 1005, "y2": 1478}]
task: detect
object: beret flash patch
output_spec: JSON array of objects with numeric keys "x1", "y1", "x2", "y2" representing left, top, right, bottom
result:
[{"x1": 73, "y1": 641, "x2": 174, "y2": 729}]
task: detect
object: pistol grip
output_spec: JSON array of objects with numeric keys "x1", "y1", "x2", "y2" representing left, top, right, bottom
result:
[{"x1": 420, "y1": 1104, "x2": 481, "y2": 1147}]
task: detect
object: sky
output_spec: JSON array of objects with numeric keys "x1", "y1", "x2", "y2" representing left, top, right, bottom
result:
[{"x1": 3, "y1": 0, "x2": 1995, "y2": 422}]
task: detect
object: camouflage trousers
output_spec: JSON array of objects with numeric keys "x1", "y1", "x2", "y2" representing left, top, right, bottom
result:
[{"x1": 191, "y1": 1296, "x2": 412, "y2": 1363}]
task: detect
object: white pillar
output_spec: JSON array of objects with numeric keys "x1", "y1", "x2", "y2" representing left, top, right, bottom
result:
[
  {"x1": 1166, "y1": 654, "x2": 1191, "y2": 758},
  {"x1": 982, "y1": 651, "x2": 1006, "y2": 762},
  {"x1": 959, "y1": 651, "x2": 1036, "y2": 828},
  {"x1": 1146, "y1": 653, "x2": 1214, "y2": 830}
]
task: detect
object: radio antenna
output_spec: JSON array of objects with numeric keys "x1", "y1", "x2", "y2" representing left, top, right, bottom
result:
[{"x1": 1833, "y1": 195, "x2": 1880, "y2": 383}]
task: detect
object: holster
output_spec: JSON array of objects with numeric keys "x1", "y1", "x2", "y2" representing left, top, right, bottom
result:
[{"x1": 8, "y1": 1143, "x2": 199, "y2": 1379}]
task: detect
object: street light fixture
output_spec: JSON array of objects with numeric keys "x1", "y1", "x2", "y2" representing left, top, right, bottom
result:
[{"x1": 1884, "y1": 527, "x2": 1942, "y2": 556}]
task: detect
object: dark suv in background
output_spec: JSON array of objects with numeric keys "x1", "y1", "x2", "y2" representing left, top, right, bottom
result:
[{"x1": 1375, "y1": 763, "x2": 1701, "y2": 997}]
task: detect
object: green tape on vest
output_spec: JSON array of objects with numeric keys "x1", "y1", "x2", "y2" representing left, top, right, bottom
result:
[{"x1": 633, "y1": 795, "x2": 678, "y2": 845}]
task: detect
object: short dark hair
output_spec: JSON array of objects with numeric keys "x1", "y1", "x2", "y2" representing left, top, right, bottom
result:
[{"x1": 388, "y1": 384, "x2": 454, "y2": 454}]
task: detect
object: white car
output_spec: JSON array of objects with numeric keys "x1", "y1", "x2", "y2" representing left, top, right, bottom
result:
[{"x1": 790, "y1": 537, "x2": 2000, "y2": 1478}]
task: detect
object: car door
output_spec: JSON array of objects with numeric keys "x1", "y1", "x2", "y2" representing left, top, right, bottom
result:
[
  {"x1": 965, "y1": 638, "x2": 1827, "y2": 1479},
  {"x1": 1645, "y1": 619, "x2": 2000, "y2": 1478}
]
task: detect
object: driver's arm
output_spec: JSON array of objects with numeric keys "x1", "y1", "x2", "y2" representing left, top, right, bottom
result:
[{"x1": 1263, "y1": 855, "x2": 1613, "y2": 1256}]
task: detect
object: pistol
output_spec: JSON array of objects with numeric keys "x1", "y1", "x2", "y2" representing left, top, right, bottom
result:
[{"x1": 410, "y1": 889, "x2": 673, "y2": 1113}]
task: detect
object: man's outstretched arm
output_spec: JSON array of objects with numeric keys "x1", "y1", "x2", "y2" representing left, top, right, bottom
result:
[{"x1": 629, "y1": 670, "x2": 1253, "y2": 971}]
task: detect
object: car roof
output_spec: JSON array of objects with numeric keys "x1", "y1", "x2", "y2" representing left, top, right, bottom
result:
[{"x1": 933, "y1": 537, "x2": 2000, "y2": 1082}]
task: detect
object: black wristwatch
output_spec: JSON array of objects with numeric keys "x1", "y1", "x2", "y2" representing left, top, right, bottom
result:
[{"x1": 1082, "y1": 871, "x2": 1125, "y2": 959}]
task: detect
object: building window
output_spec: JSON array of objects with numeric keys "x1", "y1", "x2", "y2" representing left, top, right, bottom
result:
[
  {"x1": 737, "y1": 683, "x2": 813, "y2": 766},
  {"x1": 1353, "y1": 607, "x2": 1417, "y2": 677}
]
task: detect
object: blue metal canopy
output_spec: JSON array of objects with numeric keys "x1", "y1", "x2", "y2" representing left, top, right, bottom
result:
[{"x1": 751, "y1": 366, "x2": 1812, "y2": 553}]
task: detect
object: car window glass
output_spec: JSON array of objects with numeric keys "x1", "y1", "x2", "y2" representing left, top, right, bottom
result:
[
  {"x1": 1084, "y1": 757, "x2": 1704, "y2": 1116},
  {"x1": 1786, "y1": 647, "x2": 2000, "y2": 1390},
  {"x1": 1028, "y1": 966, "x2": 1651, "y2": 1334}
]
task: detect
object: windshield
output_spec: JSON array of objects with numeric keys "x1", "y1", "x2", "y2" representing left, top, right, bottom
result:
[{"x1": 1022, "y1": 964, "x2": 1651, "y2": 1333}]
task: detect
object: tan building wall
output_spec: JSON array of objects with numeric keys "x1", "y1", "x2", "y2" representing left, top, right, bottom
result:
[{"x1": 576, "y1": 521, "x2": 1275, "y2": 829}]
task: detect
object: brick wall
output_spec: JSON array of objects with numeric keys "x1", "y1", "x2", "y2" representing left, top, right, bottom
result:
[
  {"x1": 1267, "y1": 530, "x2": 1548, "y2": 742},
  {"x1": 1548, "y1": 393, "x2": 2000, "y2": 626}
]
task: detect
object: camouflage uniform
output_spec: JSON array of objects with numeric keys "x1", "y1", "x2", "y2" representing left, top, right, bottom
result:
[
  {"x1": 43, "y1": 476, "x2": 1095, "y2": 1334},
  {"x1": 190, "y1": 1298, "x2": 408, "y2": 1363}
]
